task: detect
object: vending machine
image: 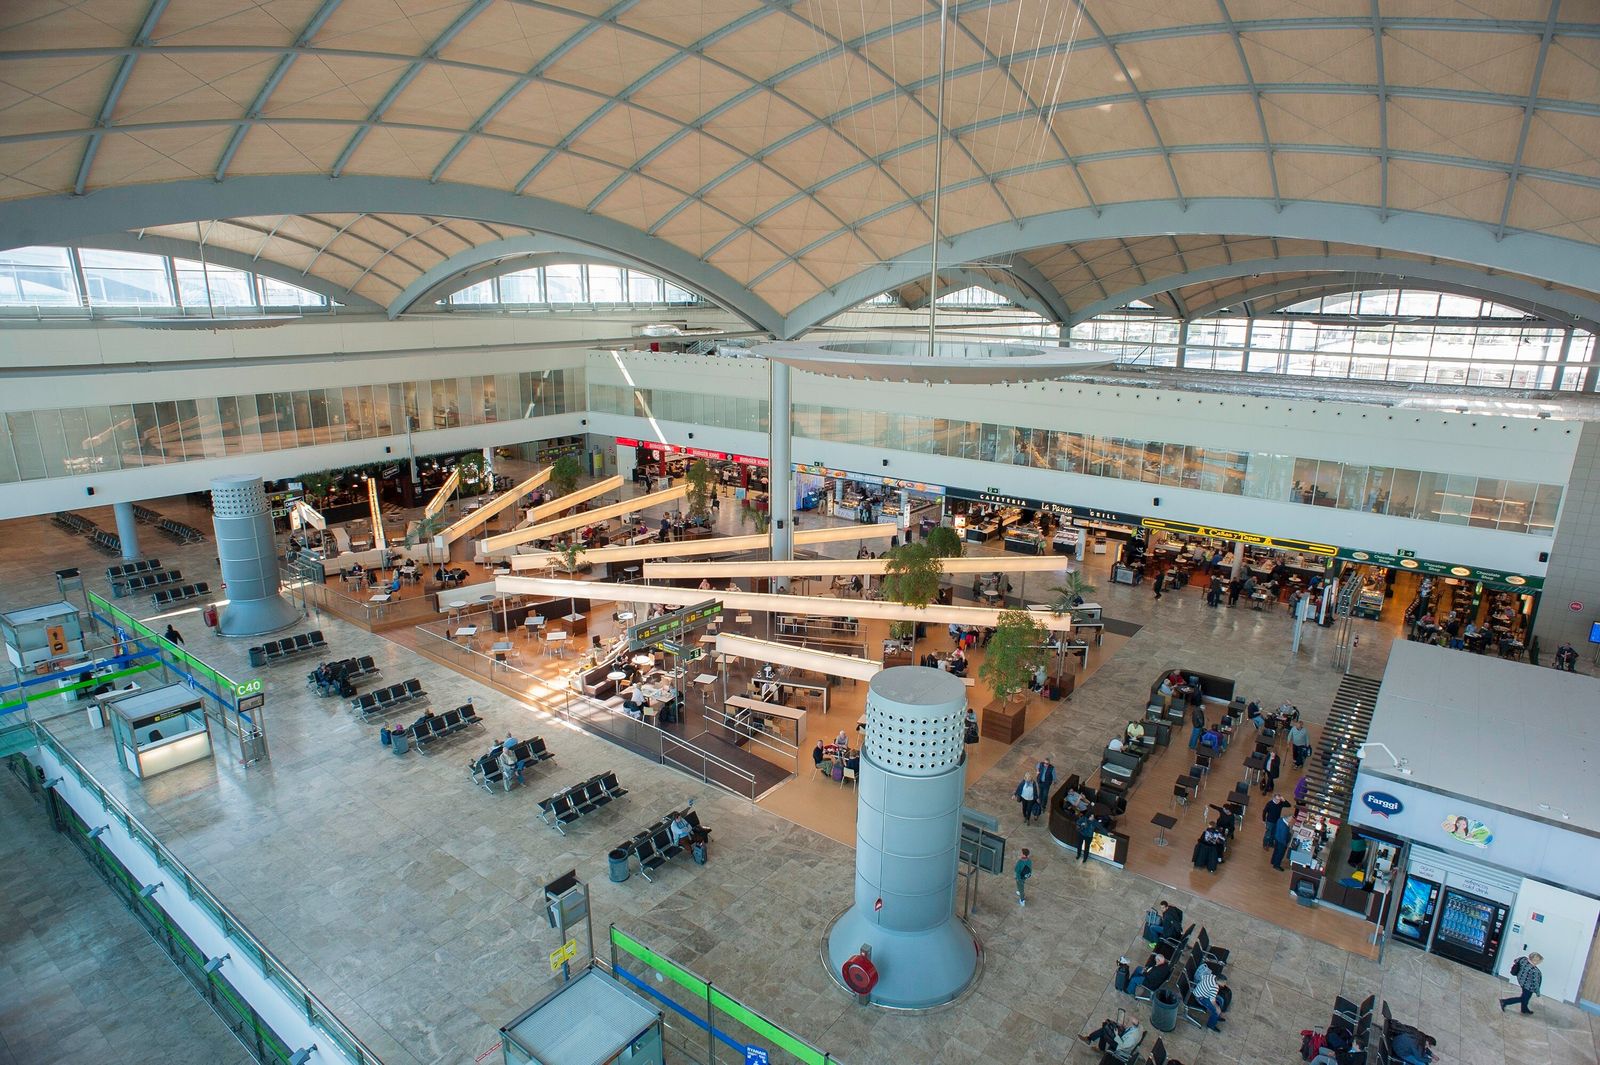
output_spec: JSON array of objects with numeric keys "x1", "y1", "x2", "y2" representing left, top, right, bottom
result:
[
  {"x1": 1430, "y1": 887, "x2": 1509, "y2": 972},
  {"x1": 1392, "y1": 873, "x2": 1440, "y2": 948}
]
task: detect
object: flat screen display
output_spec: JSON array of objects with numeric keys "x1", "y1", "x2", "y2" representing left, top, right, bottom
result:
[{"x1": 1589, "y1": 621, "x2": 1600, "y2": 644}]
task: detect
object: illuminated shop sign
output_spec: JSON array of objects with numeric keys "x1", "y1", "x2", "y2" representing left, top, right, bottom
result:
[
  {"x1": 794, "y1": 464, "x2": 945, "y2": 496},
  {"x1": 1337, "y1": 549, "x2": 1542, "y2": 592},
  {"x1": 617, "y1": 438, "x2": 768, "y2": 467},
  {"x1": 1139, "y1": 518, "x2": 1337, "y2": 556}
]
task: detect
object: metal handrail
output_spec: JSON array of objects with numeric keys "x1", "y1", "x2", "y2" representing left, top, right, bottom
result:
[{"x1": 21, "y1": 720, "x2": 384, "y2": 1065}]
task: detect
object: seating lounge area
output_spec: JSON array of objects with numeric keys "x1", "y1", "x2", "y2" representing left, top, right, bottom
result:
[
  {"x1": 151, "y1": 581, "x2": 209, "y2": 608},
  {"x1": 250, "y1": 630, "x2": 328, "y2": 666},
  {"x1": 617, "y1": 807, "x2": 710, "y2": 882},
  {"x1": 308, "y1": 655, "x2": 378, "y2": 698},
  {"x1": 352, "y1": 678, "x2": 427, "y2": 718},
  {"x1": 406, "y1": 701, "x2": 484, "y2": 752},
  {"x1": 469, "y1": 736, "x2": 554, "y2": 793},
  {"x1": 537, "y1": 771, "x2": 630, "y2": 834}
]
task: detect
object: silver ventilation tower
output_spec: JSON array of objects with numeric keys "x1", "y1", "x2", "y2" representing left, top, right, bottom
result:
[
  {"x1": 825, "y1": 666, "x2": 980, "y2": 1008},
  {"x1": 210, "y1": 475, "x2": 300, "y2": 636}
]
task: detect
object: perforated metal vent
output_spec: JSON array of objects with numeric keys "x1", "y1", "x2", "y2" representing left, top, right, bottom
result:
[
  {"x1": 864, "y1": 666, "x2": 966, "y2": 777},
  {"x1": 210, "y1": 476, "x2": 268, "y2": 519}
]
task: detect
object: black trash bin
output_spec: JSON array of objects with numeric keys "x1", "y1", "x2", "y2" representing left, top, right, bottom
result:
[
  {"x1": 608, "y1": 848, "x2": 631, "y2": 883},
  {"x1": 248, "y1": 646, "x2": 267, "y2": 668},
  {"x1": 1151, "y1": 986, "x2": 1180, "y2": 1032}
]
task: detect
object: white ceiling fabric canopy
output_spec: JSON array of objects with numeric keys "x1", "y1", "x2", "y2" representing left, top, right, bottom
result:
[{"x1": 1, "y1": 0, "x2": 1598, "y2": 334}]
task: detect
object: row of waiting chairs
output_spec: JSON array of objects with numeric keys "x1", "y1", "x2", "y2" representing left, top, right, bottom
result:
[
  {"x1": 132, "y1": 504, "x2": 162, "y2": 524},
  {"x1": 252, "y1": 630, "x2": 327, "y2": 665},
  {"x1": 538, "y1": 772, "x2": 629, "y2": 835},
  {"x1": 352, "y1": 679, "x2": 427, "y2": 718},
  {"x1": 470, "y1": 736, "x2": 554, "y2": 792},
  {"x1": 53, "y1": 512, "x2": 97, "y2": 535},
  {"x1": 623, "y1": 809, "x2": 707, "y2": 881},
  {"x1": 107, "y1": 558, "x2": 163, "y2": 580},
  {"x1": 113, "y1": 569, "x2": 181, "y2": 596},
  {"x1": 152, "y1": 582, "x2": 209, "y2": 608},
  {"x1": 157, "y1": 517, "x2": 205, "y2": 544},
  {"x1": 408, "y1": 702, "x2": 483, "y2": 751},
  {"x1": 90, "y1": 531, "x2": 122, "y2": 555},
  {"x1": 309, "y1": 655, "x2": 378, "y2": 697}
]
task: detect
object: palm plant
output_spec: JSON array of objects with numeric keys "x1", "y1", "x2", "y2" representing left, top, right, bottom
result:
[{"x1": 1048, "y1": 570, "x2": 1098, "y2": 615}]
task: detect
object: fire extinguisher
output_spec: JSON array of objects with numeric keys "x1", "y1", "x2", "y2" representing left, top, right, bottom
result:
[{"x1": 202, "y1": 604, "x2": 219, "y2": 629}]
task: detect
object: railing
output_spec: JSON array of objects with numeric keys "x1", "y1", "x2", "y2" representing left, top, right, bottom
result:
[
  {"x1": 412, "y1": 611, "x2": 759, "y2": 800},
  {"x1": 20, "y1": 720, "x2": 384, "y2": 1065},
  {"x1": 292, "y1": 576, "x2": 440, "y2": 631}
]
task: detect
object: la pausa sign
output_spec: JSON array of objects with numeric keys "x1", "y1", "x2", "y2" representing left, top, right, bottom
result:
[{"x1": 1361, "y1": 790, "x2": 1404, "y2": 819}]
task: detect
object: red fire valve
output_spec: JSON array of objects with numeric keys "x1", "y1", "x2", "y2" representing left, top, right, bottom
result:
[{"x1": 842, "y1": 953, "x2": 879, "y2": 995}]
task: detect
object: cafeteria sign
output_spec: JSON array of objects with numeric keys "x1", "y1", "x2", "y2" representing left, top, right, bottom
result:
[{"x1": 1140, "y1": 517, "x2": 1336, "y2": 556}]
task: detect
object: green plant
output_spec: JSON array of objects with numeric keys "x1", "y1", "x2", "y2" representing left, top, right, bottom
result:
[
  {"x1": 551, "y1": 453, "x2": 582, "y2": 496},
  {"x1": 456, "y1": 450, "x2": 487, "y2": 490},
  {"x1": 1048, "y1": 571, "x2": 1098, "y2": 615},
  {"x1": 924, "y1": 525, "x2": 963, "y2": 559},
  {"x1": 684, "y1": 458, "x2": 715, "y2": 523},
  {"x1": 299, "y1": 471, "x2": 334, "y2": 500},
  {"x1": 882, "y1": 541, "x2": 942, "y2": 612},
  {"x1": 979, "y1": 609, "x2": 1049, "y2": 700},
  {"x1": 554, "y1": 540, "x2": 586, "y2": 574},
  {"x1": 405, "y1": 513, "x2": 444, "y2": 546},
  {"x1": 739, "y1": 502, "x2": 770, "y2": 533}
]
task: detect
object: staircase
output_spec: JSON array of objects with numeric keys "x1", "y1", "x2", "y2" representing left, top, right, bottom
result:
[{"x1": 1300, "y1": 673, "x2": 1382, "y2": 821}]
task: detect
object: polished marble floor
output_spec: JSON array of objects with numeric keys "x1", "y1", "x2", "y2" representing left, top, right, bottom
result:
[
  {"x1": 0, "y1": 769, "x2": 252, "y2": 1065},
  {"x1": 1, "y1": 490, "x2": 1595, "y2": 1065}
]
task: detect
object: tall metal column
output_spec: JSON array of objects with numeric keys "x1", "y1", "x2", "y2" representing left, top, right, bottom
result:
[
  {"x1": 768, "y1": 359, "x2": 794, "y2": 569},
  {"x1": 112, "y1": 501, "x2": 140, "y2": 560},
  {"x1": 1175, "y1": 318, "x2": 1189, "y2": 367},
  {"x1": 825, "y1": 666, "x2": 979, "y2": 1008},
  {"x1": 1230, "y1": 541, "x2": 1246, "y2": 579},
  {"x1": 210, "y1": 475, "x2": 301, "y2": 636}
]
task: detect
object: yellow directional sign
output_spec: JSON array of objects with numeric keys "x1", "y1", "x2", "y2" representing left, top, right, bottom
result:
[{"x1": 549, "y1": 939, "x2": 578, "y2": 972}]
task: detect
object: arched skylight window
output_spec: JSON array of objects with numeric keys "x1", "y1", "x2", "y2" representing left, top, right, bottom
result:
[
  {"x1": 0, "y1": 246, "x2": 329, "y2": 314},
  {"x1": 443, "y1": 263, "x2": 702, "y2": 307}
]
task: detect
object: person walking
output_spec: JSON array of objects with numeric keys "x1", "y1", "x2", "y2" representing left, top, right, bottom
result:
[
  {"x1": 1260, "y1": 748, "x2": 1282, "y2": 794},
  {"x1": 1014, "y1": 848, "x2": 1033, "y2": 906},
  {"x1": 1270, "y1": 814, "x2": 1292, "y2": 870},
  {"x1": 1152, "y1": 567, "x2": 1164, "y2": 600},
  {"x1": 1075, "y1": 811, "x2": 1099, "y2": 862},
  {"x1": 1262, "y1": 794, "x2": 1288, "y2": 847},
  {"x1": 1036, "y1": 757, "x2": 1057, "y2": 810},
  {"x1": 162, "y1": 623, "x2": 185, "y2": 646},
  {"x1": 1289, "y1": 721, "x2": 1311, "y2": 767},
  {"x1": 1015, "y1": 774, "x2": 1039, "y2": 825},
  {"x1": 1501, "y1": 953, "x2": 1543, "y2": 1014}
]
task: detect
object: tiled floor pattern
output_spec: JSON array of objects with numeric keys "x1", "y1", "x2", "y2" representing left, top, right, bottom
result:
[
  {"x1": 1, "y1": 489, "x2": 1595, "y2": 1065},
  {"x1": 0, "y1": 770, "x2": 252, "y2": 1065}
]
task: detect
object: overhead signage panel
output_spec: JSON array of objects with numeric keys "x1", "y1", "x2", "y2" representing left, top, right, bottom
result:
[
  {"x1": 794, "y1": 464, "x2": 945, "y2": 496},
  {"x1": 1337, "y1": 549, "x2": 1542, "y2": 591},
  {"x1": 1139, "y1": 517, "x2": 1337, "y2": 556},
  {"x1": 945, "y1": 486, "x2": 1139, "y2": 525},
  {"x1": 616, "y1": 437, "x2": 770, "y2": 467}
]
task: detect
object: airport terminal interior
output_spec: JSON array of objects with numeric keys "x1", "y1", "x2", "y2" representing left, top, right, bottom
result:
[{"x1": 3, "y1": 2, "x2": 1600, "y2": 1064}]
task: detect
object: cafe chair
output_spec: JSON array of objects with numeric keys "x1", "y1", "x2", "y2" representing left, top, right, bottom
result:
[
  {"x1": 1172, "y1": 782, "x2": 1189, "y2": 809},
  {"x1": 842, "y1": 766, "x2": 857, "y2": 786}
]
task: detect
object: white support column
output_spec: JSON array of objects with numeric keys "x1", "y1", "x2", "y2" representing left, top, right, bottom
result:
[
  {"x1": 1231, "y1": 540, "x2": 1246, "y2": 579},
  {"x1": 768, "y1": 360, "x2": 794, "y2": 574},
  {"x1": 113, "y1": 501, "x2": 140, "y2": 560},
  {"x1": 1175, "y1": 318, "x2": 1189, "y2": 367}
]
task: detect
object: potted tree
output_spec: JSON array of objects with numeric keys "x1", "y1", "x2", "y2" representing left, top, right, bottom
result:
[
  {"x1": 550, "y1": 453, "x2": 582, "y2": 497},
  {"x1": 684, "y1": 458, "x2": 715, "y2": 526},
  {"x1": 882, "y1": 541, "x2": 943, "y2": 652},
  {"x1": 924, "y1": 524, "x2": 963, "y2": 559},
  {"x1": 979, "y1": 609, "x2": 1049, "y2": 713}
]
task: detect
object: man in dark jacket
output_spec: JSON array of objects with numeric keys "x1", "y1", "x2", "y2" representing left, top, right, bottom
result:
[
  {"x1": 1262, "y1": 794, "x2": 1288, "y2": 847},
  {"x1": 1124, "y1": 948, "x2": 1173, "y2": 997},
  {"x1": 1189, "y1": 702, "x2": 1206, "y2": 750},
  {"x1": 1158, "y1": 901, "x2": 1184, "y2": 941}
]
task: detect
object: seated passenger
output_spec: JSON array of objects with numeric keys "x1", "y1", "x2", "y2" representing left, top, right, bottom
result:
[
  {"x1": 1123, "y1": 948, "x2": 1172, "y2": 997},
  {"x1": 497, "y1": 745, "x2": 524, "y2": 786},
  {"x1": 1125, "y1": 720, "x2": 1146, "y2": 745},
  {"x1": 1106, "y1": 735, "x2": 1125, "y2": 753},
  {"x1": 669, "y1": 813, "x2": 694, "y2": 844}
]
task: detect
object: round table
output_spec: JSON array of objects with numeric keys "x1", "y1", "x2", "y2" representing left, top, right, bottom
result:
[
  {"x1": 606, "y1": 671, "x2": 628, "y2": 682},
  {"x1": 448, "y1": 600, "x2": 468, "y2": 622}
]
